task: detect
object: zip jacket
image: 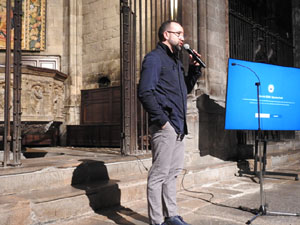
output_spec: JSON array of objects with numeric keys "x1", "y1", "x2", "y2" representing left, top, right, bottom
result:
[{"x1": 138, "y1": 42, "x2": 202, "y2": 135}]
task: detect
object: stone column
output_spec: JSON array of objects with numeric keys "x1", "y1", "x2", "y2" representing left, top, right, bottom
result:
[
  {"x1": 292, "y1": 0, "x2": 300, "y2": 68},
  {"x1": 183, "y1": 0, "x2": 237, "y2": 166},
  {"x1": 292, "y1": 0, "x2": 300, "y2": 144},
  {"x1": 181, "y1": 0, "x2": 201, "y2": 165},
  {"x1": 65, "y1": 0, "x2": 83, "y2": 125},
  {"x1": 60, "y1": 0, "x2": 83, "y2": 145}
]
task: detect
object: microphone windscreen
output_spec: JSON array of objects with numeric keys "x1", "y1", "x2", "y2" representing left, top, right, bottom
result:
[{"x1": 183, "y1": 44, "x2": 190, "y2": 50}]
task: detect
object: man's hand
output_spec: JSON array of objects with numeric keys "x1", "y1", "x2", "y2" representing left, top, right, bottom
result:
[
  {"x1": 189, "y1": 49, "x2": 202, "y2": 66},
  {"x1": 162, "y1": 122, "x2": 168, "y2": 129}
]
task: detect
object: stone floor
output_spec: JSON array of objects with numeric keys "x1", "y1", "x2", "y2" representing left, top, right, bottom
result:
[
  {"x1": 1, "y1": 147, "x2": 300, "y2": 225},
  {"x1": 57, "y1": 157, "x2": 300, "y2": 225}
]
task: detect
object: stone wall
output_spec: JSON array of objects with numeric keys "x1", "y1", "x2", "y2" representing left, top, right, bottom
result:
[
  {"x1": 292, "y1": 0, "x2": 300, "y2": 146},
  {"x1": 82, "y1": 0, "x2": 120, "y2": 89},
  {"x1": 182, "y1": 0, "x2": 237, "y2": 165},
  {"x1": 64, "y1": 1, "x2": 83, "y2": 127},
  {"x1": 0, "y1": 1, "x2": 66, "y2": 65},
  {"x1": 0, "y1": 0, "x2": 122, "y2": 141},
  {"x1": 0, "y1": 1, "x2": 78, "y2": 126},
  {"x1": 293, "y1": 0, "x2": 300, "y2": 68},
  {"x1": 0, "y1": 1, "x2": 80, "y2": 145},
  {"x1": 203, "y1": 0, "x2": 229, "y2": 100}
]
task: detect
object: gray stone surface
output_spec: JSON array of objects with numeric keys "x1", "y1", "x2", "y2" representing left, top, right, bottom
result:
[
  {"x1": 0, "y1": 147, "x2": 299, "y2": 225},
  {"x1": 58, "y1": 156, "x2": 300, "y2": 225}
]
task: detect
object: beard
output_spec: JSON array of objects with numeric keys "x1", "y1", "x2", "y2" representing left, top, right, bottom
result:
[
  {"x1": 175, "y1": 44, "x2": 181, "y2": 51},
  {"x1": 172, "y1": 43, "x2": 181, "y2": 53}
]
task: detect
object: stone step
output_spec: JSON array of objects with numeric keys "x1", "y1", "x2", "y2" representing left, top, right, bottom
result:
[
  {"x1": 243, "y1": 149, "x2": 300, "y2": 171},
  {"x1": 0, "y1": 195, "x2": 31, "y2": 225},
  {"x1": 0, "y1": 175, "x2": 148, "y2": 225},
  {"x1": 1, "y1": 148, "x2": 299, "y2": 225},
  {"x1": 23, "y1": 180, "x2": 121, "y2": 224},
  {"x1": 0, "y1": 154, "x2": 151, "y2": 195},
  {"x1": 238, "y1": 144, "x2": 300, "y2": 160},
  {"x1": 178, "y1": 161, "x2": 238, "y2": 191},
  {"x1": 0, "y1": 160, "x2": 238, "y2": 225}
]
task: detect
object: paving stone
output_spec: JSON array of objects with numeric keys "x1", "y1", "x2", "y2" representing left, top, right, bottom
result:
[{"x1": 0, "y1": 147, "x2": 299, "y2": 225}]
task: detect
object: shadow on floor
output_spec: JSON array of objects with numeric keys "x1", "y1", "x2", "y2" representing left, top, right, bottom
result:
[{"x1": 72, "y1": 159, "x2": 148, "y2": 224}]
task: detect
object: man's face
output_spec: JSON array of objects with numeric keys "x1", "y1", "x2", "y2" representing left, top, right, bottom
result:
[{"x1": 164, "y1": 22, "x2": 184, "y2": 52}]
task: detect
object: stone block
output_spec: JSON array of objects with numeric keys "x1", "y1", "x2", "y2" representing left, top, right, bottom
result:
[
  {"x1": 0, "y1": 196, "x2": 31, "y2": 225},
  {"x1": 0, "y1": 66, "x2": 68, "y2": 122}
]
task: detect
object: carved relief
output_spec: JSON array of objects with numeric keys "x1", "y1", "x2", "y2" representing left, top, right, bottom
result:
[
  {"x1": 0, "y1": 66, "x2": 68, "y2": 122},
  {"x1": 0, "y1": 79, "x2": 13, "y2": 113},
  {"x1": 30, "y1": 83, "x2": 45, "y2": 115},
  {"x1": 0, "y1": 81, "x2": 4, "y2": 111},
  {"x1": 53, "y1": 83, "x2": 64, "y2": 120}
]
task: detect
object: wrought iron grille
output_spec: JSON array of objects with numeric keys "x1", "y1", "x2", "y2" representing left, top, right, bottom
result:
[
  {"x1": 2, "y1": 0, "x2": 23, "y2": 167},
  {"x1": 229, "y1": 0, "x2": 295, "y2": 144},
  {"x1": 229, "y1": 6, "x2": 294, "y2": 67},
  {"x1": 120, "y1": 0, "x2": 180, "y2": 155}
]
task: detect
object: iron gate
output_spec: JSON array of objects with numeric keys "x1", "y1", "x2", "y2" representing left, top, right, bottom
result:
[
  {"x1": 2, "y1": 0, "x2": 23, "y2": 167},
  {"x1": 229, "y1": 0, "x2": 294, "y2": 67},
  {"x1": 120, "y1": 0, "x2": 180, "y2": 155},
  {"x1": 229, "y1": 0, "x2": 295, "y2": 144}
]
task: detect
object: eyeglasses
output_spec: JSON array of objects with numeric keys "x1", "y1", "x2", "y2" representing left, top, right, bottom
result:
[{"x1": 167, "y1": 31, "x2": 184, "y2": 39}]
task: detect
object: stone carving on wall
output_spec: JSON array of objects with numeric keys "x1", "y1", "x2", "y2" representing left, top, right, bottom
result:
[
  {"x1": 53, "y1": 82, "x2": 64, "y2": 120},
  {"x1": 0, "y1": 79, "x2": 13, "y2": 111},
  {"x1": 0, "y1": 81, "x2": 5, "y2": 111},
  {"x1": 30, "y1": 83, "x2": 44, "y2": 115},
  {"x1": 0, "y1": 66, "x2": 68, "y2": 122}
]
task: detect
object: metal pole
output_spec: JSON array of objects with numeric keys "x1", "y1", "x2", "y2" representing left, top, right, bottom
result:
[
  {"x1": 12, "y1": 0, "x2": 23, "y2": 165},
  {"x1": 121, "y1": 0, "x2": 131, "y2": 155},
  {"x1": 4, "y1": 0, "x2": 12, "y2": 166}
]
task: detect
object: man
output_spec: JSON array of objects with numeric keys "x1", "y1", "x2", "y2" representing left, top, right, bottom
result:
[{"x1": 138, "y1": 20, "x2": 203, "y2": 225}]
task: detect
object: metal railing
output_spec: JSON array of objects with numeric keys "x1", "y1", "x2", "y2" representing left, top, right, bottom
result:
[
  {"x1": 120, "y1": 0, "x2": 179, "y2": 155},
  {"x1": 2, "y1": 0, "x2": 23, "y2": 167},
  {"x1": 229, "y1": 9, "x2": 294, "y2": 67},
  {"x1": 229, "y1": 2, "x2": 295, "y2": 144}
]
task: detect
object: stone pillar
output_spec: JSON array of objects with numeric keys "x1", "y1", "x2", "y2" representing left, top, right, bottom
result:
[
  {"x1": 182, "y1": 0, "x2": 238, "y2": 166},
  {"x1": 65, "y1": 0, "x2": 83, "y2": 126},
  {"x1": 60, "y1": 0, "x2": 83, "y2": 145},
  {"x1": 193, "y1": 0, "x2": 230, "y2": 98},
  {"x1": 181, "y1": 0, "x2": 201, "y2": 165},
  {"x1": 196, "y1": 0, "x2": 208, "y2": 95},
  {"x1": 292, "y1": 0, "x2": 300, "y2": 68},
  {"x1": 292, "y1": 0, "x2": 300, "y2": 144}
]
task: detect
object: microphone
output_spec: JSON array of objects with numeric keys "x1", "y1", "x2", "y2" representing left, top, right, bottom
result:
[
  {"x1": 231, "y1": 61, "x2": 261, "y2": 130},
  {"x1": 231, "y1": 62, "x2": 260, "y2": 84},
  {"x1": 183, "y1": 44, "x2": 206, "y2": 68}
]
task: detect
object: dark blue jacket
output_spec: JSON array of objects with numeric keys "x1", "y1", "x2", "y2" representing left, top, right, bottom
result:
[{"x1": 138, "y1": 43, "x2": 202, "y2": 135}]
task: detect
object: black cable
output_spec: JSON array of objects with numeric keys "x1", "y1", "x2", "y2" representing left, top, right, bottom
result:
[
  {"x1": 134, "y1": 155, "x2": 149, "y2": 172},
  {"x1": 180, "y1": 169, "x2": 259, "y2": 215}
]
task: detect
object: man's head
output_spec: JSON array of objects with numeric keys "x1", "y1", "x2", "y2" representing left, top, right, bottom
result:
[{"x1": 158, "y1": 20, "x2": 184, "y2": 52}]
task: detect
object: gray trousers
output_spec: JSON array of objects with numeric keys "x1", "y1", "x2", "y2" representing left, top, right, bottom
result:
[{"x1": 147, "y1": 122, "x2": 185, "y2": 225}]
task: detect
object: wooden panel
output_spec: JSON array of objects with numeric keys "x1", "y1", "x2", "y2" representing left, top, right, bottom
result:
[
  {"x1": 81, "y1": 87, "x2": 121, "y2": 125},
  {"x1": 66, "y1": 87, "x2": 122, "y2": 147},
  {"x1": 0, "y1": 122, "x2": 61, "y2": 147},
  {"x1": 66, "y1": 125, "x2": 120, "y2": 147},
  {"x1": 22, "y1": 133, "x2": 58, "y2": 146}
]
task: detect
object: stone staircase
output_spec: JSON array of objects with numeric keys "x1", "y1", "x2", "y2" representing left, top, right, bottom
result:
[
  {"x1": 0, "y1": 147, "x2": 240, "y2": 225},
  {"x1": 2, "y1": 146, "x2": 299, "y2": 225},
  {"x1": 0, "y1": 151, "x2": 147, "y2": 225}
]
